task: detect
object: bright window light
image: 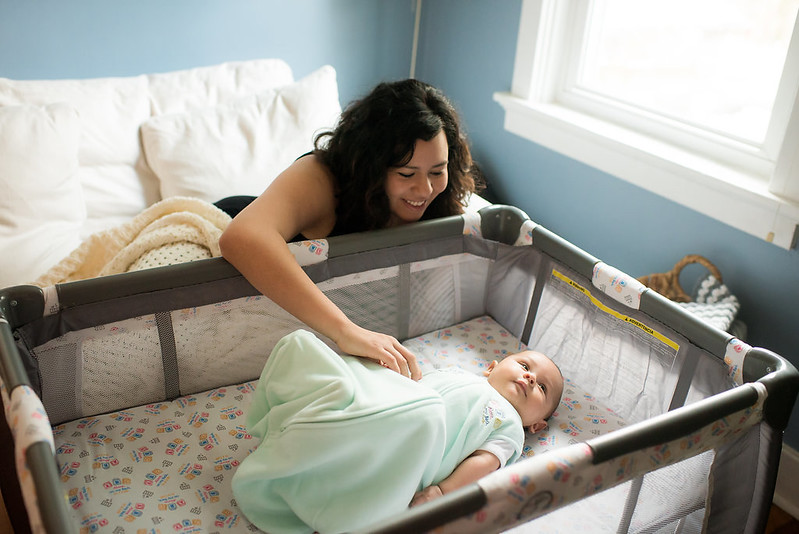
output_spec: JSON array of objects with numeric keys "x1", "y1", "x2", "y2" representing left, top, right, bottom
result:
[
  {"x1": 576, "y1": 0, "x2": 798, "y2": 145},
  {"x1": 494, "y1": 0, "x2": 799, "y2": 249}
]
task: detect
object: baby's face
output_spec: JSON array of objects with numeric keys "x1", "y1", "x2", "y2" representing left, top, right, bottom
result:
[{"x1": 485, "y1": 351, "x2": 563, "y2": 430}]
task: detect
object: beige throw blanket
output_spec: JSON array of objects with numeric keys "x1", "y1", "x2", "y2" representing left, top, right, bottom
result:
[{"x1": 34, "y1": 197, "x2": 232, "y2": 287}]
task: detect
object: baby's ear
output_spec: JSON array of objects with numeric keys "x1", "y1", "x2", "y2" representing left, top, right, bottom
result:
[
  {"x1": 483, "y1": 360, "x2": 498, "y2": 377},
  {"x1": 528, "y1": 420, "x2": 548, "y2": 434}
]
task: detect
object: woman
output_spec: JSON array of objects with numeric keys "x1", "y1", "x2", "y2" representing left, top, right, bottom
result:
[{"x1": 218, "y1": 78, "x2": 482, "y2": 380}]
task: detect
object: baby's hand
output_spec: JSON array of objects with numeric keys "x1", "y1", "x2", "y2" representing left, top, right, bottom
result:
[{"x1": 409, "y1": 485, "x2": 443, "y2": 507}]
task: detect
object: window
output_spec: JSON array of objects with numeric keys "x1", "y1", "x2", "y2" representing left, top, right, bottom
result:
[{"x1": 494, "y1": 0, "x2": 799, "y2": 249}]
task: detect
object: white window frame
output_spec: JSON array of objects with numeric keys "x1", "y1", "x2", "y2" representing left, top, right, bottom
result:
[{"x1": 494, "y1": 0, "x2": 799, "y2": 249}]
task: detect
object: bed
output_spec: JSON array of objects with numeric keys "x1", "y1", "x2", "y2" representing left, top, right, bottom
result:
[{"x1": 1, "y1": 60, "x2": 798, "y2": 534}]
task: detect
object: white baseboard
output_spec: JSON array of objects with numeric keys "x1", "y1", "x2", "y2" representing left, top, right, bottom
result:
[{"x1": 774, "y1": 444, "x2": 799, "y2": 519}]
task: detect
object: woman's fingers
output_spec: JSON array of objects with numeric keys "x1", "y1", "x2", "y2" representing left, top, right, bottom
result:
[
  {"x1": 394, "y1": 341, "x2": 421, "y2": 380},
  {"x1": 336, "y1": 324, "x2": 421, "y2": 380},
  {"x1": 379, "y1": 345, "x2": 412, "y2": 379},
  {"x1": 380, "y1": 340, "x2": 421, "y2": 380}
]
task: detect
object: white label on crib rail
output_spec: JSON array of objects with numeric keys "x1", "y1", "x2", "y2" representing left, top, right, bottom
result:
[
  {"x1": 724, "y1": 338, "x2": 750, "y2": 386},
  {"x1": 514, "y1": 219, "x2": 537, "y2": 246},
  {"x1": 6, "y1": 385, "x2": 55, "y2": 454},
  {"x1": 288, "y1": 239, "x2": 328, "y2": 266},
  {"x1": 3, "y1": 384, "x2": 53, "y2": 534},
  {"x1": 43, "y1": 285, "x2": 59, "y2": 316},
  {"x1": 462, "y1": 212, "x2": 482, "y2": 237},
  {"x1": 592, "y1": 263, "x2": 646, "y2": 310}
]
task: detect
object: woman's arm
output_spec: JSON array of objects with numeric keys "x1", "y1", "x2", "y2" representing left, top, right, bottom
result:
[
  {"x1": 410, "y1": 449, "x2": 500, "y2": 507},
  {"x1": 218, "y1": 155, "x2": 420, "y2": 379}
]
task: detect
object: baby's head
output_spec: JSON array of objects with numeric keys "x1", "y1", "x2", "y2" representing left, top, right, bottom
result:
[{"x1": 484, "y1": 351, "x2": 564, "y2": 433}]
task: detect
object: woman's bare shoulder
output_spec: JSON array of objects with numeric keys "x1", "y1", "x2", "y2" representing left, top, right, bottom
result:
[
  {"x1": 278, "y1": 153, "x2": 336, "y2": 193},
  {"x1": 259, "y1": 154, "x2": 337, "y2": 238}
]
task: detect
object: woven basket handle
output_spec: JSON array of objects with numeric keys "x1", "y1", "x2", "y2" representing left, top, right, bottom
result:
[{"x1": 637, "y1": 254, "x2": 723, "y2": 303}]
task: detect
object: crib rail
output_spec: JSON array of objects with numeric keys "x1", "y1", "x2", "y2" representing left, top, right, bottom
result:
[
  {"x1": 0, "y1": 204, "x2": 797, "y2": 534},
  {"x1": 0, "y1": 299, "x2": 76, "y2": 534}
]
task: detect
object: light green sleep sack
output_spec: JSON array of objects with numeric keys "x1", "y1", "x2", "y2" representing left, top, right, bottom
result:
[{"x1": 232, "y1": 329, "x2": 522, "y2": 533}]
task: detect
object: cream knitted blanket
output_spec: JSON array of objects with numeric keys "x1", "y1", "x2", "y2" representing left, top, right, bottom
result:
[{"x1": 34, "y1": 197, "x2": 232, "y2": 287}]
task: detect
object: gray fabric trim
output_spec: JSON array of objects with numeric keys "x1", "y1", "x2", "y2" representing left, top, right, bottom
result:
[
  {"x1": 155, "y1": 312, "x2": 180, "y2": 400},
  {"x1": 37, "y1": 342, "x2": 81, "y2": 425},
  {"x1": 485, "y1": 245, "x2": 539, "y2": 340},
  {"x1": 520, "y1": 257, "x2": 552, "y2": 347},
  {"x1": 743, "y1": 424, "x2": 781, "y2": 534},
  {"x1": 317, "y1": 235, "x2": 494, "y2": 282},
  {"x1": 19, "y1": 276, "x2": 259, "y2": 349},
  {"x1": 20, "y1": 236, "x2": 500, "y2": 350},
  {"x1": 398, "y1": 263, "x2": 411, "y2": 341},
  {"x1": 705, "y1": 423, "x2": 765, "y2": 534},
  {"x1": 617, "y1": 476, "x2": 643, "y2": 534},
  {"x1": 668, "y1": 346, "x2": 700, "y2": 411}
]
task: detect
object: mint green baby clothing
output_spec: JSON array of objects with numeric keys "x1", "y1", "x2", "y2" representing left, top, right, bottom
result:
[{"x1": 232, "y1": 330, "x2": 523, "y2": 534}]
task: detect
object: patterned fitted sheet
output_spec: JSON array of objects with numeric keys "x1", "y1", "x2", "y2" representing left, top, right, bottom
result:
[{"x1": 54, "y1": 315, "x2": 626, "y2": 533}]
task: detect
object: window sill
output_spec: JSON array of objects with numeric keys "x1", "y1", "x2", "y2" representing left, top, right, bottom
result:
[{"x1": 494, "y1": 91, "x2": 799, "y2": 250}]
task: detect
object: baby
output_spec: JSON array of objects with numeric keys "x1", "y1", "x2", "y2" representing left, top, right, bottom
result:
[
  {"x1": 232, "y1": 330, "x2": 564, "y2": 534},
  {"x1": 410, "y1": 349, "x2": 564, "y2": 507}
]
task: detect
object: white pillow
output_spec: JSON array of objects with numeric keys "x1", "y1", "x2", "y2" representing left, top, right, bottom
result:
[
  {"x1": 141, "y1": 66, "x2": 341, "y2": 203},
  {"x1": 146, "y1": 58, "x2": 294, "y2": 116},
  {"x1": 0, "y1": 103, "x2": 85, "y2": 288}
]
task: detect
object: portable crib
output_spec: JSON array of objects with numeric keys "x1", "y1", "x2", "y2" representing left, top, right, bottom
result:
[{"x1": 1, "y1": 204, "x2": 797, "y2": 534}]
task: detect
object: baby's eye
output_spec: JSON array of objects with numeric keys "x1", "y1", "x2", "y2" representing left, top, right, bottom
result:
[
  {"x1": 539, "y1": 383, "x2": 547, "y2": 393},
  {"x1": 519, "y1": 362, "x2": 529, "y2": 371}
]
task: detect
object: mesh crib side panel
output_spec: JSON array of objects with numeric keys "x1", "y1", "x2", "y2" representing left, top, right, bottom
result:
[
  {"x1": 627, "y1": 451, "x2": 715, "y2": 533},
  {"x1": 171, "y1": 296, "x2": 313, "y2": 395},
  {"x1": 165, "y1": 265, "x2": 409, "y2": 395},
  {"x1": 327, "y1": 275, "x2": 400, "y2": 338},
  {"x1": 506, "y1": 482, "x2": 633, "y2": 532},
  {"x1": 685, "y1": 345, "x2": 737, "y2": 405},
  {"x1": 35, "y1": 314, "x2": 166, "y2": 424},
  {"x1": 501, "y1": 456, "x2": 716, "y2": 533},
  {"x1": 408, "y1": 254, "x2": 493, "y2": 339},
  {"x1": 485, "y1": 245, "x2": 541, "y2": 340},
  {"x1": 704, "y1": 422, "x2": 773, "y2": 534},
  {"x1": 36, "y1": 343, "x2": 80, "y2": 425},
  {"x1": 529, "y1": 264, "x2": 688, "y2": 423},
  {"x1": 500, "y1": 457, "x2": 714, "y2": 534}
]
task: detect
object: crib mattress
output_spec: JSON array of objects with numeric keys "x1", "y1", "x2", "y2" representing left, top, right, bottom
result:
[{"x1": 53, "y1": 315, "x2": 626, "y2": 533}]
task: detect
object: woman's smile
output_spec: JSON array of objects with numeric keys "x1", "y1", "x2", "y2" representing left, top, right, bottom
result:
[{"x1": 385, "y1": 131, "x2": 449, "y2": 226}]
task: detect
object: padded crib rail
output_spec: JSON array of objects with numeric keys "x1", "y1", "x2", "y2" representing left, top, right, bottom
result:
[
  {"x1": 361, "y1": 383, "x2": 772, "y2": 534},
  {"x1": 1, "y1": 204, "x2": 798, "y2": 534},
  {"x1": 0, "y1": 307, "x2": 75, "y2": 532}
]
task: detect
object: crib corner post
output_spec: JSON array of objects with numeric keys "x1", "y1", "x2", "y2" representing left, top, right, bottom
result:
[{"x1": 746, "y1": 347, "x2": 799, "y2": 431}]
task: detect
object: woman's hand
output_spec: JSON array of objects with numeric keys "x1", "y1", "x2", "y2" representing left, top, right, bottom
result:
[
  {"x1": 334, "y1": 322, "x2": 421, "y2": 381},
  {"x1": 410, "y1": 485, "x2": 443, "y2": 507}
]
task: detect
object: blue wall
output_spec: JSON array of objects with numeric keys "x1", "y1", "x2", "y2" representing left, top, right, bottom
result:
[
  {"x1": 0, "y1": 0, "x2": 415, "y2": 104},
  {"x1": 1, "y1": 0, "x2": 797, "y2": 448},
  {"x1": 415, "y1": 0, "x2": 799, "y2": 447}
]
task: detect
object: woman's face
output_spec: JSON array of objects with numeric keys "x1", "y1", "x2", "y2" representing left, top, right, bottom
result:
[{"x1": 384, "y1": 130, "x2": 449, "y2": 227}]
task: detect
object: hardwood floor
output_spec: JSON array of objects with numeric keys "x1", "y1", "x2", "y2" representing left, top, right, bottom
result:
[
  {"x1": 0, "y1": 489, "x2": 11, "y2": 534},
  {"x1": 767, "y1": 505, "x2": 799, "y2": 534}
]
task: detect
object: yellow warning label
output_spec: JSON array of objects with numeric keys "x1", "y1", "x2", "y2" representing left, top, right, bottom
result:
[{"x1": 551, "y1": 269, "x2": 680, "y2": 352}]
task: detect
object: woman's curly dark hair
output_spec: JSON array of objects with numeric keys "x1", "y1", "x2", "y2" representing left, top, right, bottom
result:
[{"x1": 314, "y1": 78, "x2": 483, "y2": 234}]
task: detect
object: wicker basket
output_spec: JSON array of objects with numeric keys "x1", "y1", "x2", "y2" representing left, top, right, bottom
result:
[{"x1": 637, "y1": 254, "x2": 723, "y2": 303}]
